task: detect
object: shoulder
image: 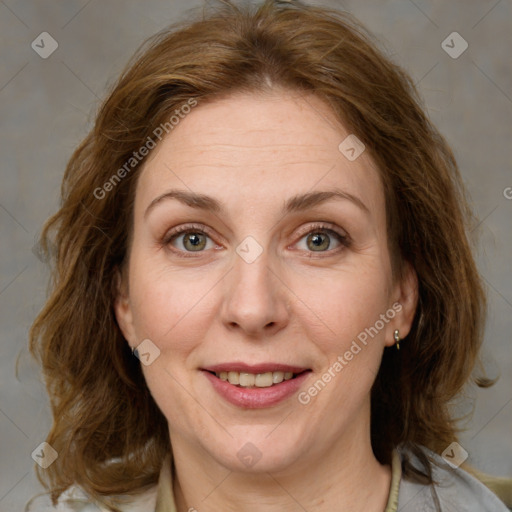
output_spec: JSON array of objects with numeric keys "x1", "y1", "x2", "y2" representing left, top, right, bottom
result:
[
  {"x1": 25, "y1": 485, "x2": 158, "y2": 512},
  {"x1": 397, "y1": 445, "x2": 510, "y2": 512}
]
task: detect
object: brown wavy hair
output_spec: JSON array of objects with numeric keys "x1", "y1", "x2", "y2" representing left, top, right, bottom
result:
[{"x1": 30, "y1": 0, "x2": 489, "y2": 509}]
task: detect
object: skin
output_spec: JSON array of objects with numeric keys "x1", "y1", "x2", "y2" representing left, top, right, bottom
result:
[{"x1": 115, "y1": 88, "x2": 418, "y2": 512}]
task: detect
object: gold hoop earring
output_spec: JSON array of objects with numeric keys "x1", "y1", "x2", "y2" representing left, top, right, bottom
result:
[{"x1": 394, "y1": 329, "x2": 400, "y2": 350}]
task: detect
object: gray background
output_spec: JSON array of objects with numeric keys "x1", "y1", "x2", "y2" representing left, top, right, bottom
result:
[{"x1": 0, "y1": 0, "x2": 511, "y2": 510}]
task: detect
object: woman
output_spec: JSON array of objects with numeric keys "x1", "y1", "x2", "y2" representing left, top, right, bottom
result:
[{"x1": 28, "y1": 0, "x2": 511, "y2": 511}]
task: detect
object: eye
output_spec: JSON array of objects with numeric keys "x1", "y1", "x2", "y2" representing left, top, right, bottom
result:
[
  {"x1": 294, "y1": 223, "x2": 349, "y2": 254},
  {"x1": 162, "y1": 222, "x2": 350, "y2": 257},
  {"x1": 164, "y1": 224, "x2": 218, "y2": 253}
]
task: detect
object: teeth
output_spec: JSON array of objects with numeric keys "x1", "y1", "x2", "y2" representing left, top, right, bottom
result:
[
  {"x1": 227, "y1": 371, "x2": 239, "y2": 385},
  {"x1": 214, "y1": 370, "x2": 297, "y2": 388},
  {"x1": 239, "y1": 373, "x2": 255, "y2": 387},
  {"x1": 272, "y1": 371, "x2": 284, "y2": 384},
  {"x1": 255, "y1": 372, "x2": 273, "y2": 387}
]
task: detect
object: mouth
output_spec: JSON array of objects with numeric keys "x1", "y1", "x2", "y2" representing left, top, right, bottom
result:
[
  {"x1": 206, "y1": 369, "x2": 307, "y2": 388},
  {"x1": 201, "y1": 363, "x2": 311, "y2": 408}
]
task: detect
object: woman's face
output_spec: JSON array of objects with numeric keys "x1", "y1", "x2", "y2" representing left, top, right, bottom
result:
[{"x1": 115, "y1": 89, "x2": 417, "y2": 473}]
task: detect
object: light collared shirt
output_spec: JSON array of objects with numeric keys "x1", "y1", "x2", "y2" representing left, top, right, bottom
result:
[
  {"x1": 26, "y1": 446, "x2": 510, "y2": 511},
  {"x1": 155, "y1": 450, "x2": 402, "y2": 512},
  {"x1": 152, "y1": 452, "x2": 401, "y2": 511}
]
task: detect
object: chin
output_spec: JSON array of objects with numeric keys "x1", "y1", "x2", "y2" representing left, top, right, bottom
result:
[{"x1": 206, "y1": 430, "x2": 305, "y2": 474}]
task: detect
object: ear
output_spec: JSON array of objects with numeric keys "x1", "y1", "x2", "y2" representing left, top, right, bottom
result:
[
  {"x1": 113, "y1": 267, "x2": 137, "y2": 348},
  {"x1": 385, "y1": 261, "x2": 419, "y2": 347}
]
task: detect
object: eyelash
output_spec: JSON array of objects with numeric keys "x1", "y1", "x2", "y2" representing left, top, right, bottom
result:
[{"x1": 162, "y1": 222, "x2": 351, "y2": 258}]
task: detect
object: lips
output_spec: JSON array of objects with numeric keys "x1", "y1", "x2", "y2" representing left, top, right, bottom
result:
[
  {"x1": 202, "y1": 363, "x2": 308, "y2": 388},
  {"x1": 201, "y1": 362, "x2": 311, "y2": 408},
  {"x1": 203, "y1": 363, "x2": 309, "y2": 374}
]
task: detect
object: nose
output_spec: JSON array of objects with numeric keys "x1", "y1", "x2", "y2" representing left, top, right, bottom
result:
[{"x1": 219, "y1": 247, "x2": 291, "y2": 338}]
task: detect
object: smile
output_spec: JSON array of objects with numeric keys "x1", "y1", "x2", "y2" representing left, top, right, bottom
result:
[
  {"x1": 213, "y1": 370, "x2": 300, "y2": 388},
  {"x1": 202, "y1": 363, "x2": 311, "y2": 408}
]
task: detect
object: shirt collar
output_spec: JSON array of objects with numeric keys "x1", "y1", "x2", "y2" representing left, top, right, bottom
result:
[
  {"x1": 155, "y1": 453, "x2": 177, "y2": 512},
  {"x1": 155, "y1": 449, "x2": 401, "y2": 512}
]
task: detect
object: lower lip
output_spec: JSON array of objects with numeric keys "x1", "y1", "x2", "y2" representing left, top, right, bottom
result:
[{"x1": 202, "y1": 371, "x2": 311, "y2": 409}]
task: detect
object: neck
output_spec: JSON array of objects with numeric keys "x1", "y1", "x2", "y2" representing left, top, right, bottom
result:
[{"x1": 170, "y1": 414, "x2": 391, "y2": 512}]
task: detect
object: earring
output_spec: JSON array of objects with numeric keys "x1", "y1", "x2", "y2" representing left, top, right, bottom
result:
[{"x1": 394, "y1": 329, "x2": 400, "y2": 350}]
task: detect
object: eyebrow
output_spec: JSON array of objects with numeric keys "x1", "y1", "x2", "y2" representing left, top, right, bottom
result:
[{"x1": 144, "y1": 187, "x2": 370, "y2": 219}]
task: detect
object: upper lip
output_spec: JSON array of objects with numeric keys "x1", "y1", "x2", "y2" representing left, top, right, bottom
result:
[{"x1": 202, "y1": 363, "x2": 310, "y2": 374}]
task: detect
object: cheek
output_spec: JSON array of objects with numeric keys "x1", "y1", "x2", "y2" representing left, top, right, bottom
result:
[
  {"x1": 293, "y1": 267, "x2": 392, "y2": 355},
  {"x1": 127, "y1": 261, "x2": 214, "y2": 422},
  {"x1": 294, "y1": 274, "x2": 392, "y2": 414},
  {"x1": 127, "y1": 256, "x2": 215, "y2": 353}
]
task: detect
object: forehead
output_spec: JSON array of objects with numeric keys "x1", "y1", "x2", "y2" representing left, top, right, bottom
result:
[{"x1": 136, "y1": 90, "x2": 384, "y2": 218}]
